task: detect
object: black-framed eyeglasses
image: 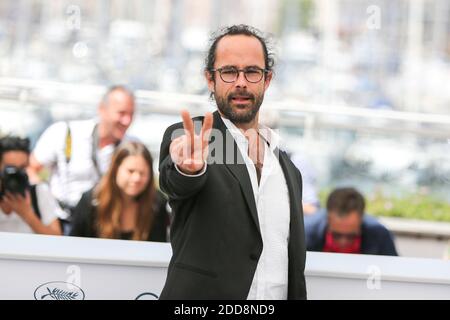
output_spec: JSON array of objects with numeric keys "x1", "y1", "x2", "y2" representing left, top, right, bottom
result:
[{"x1": 210, "y1": 66, "x2": 268, "y2": 83}]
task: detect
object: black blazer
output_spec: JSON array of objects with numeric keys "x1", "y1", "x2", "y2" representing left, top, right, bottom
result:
[
  {"x1": 158, "y1": 111, "x2": 307, "y2": 300},
  {"x1": 70, "y1": 188, "x2": 169, "y2": 242}
]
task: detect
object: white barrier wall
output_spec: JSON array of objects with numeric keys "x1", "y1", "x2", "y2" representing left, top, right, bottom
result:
[
  {"x1": 306, "y1": 250, "x2": 450, "y2": 299},
  {"x1": 1, "y1": 232, "x2": 449, "y2": 300},
  {"x1": 0, "y1": 232, "x2": 170, "y2": 300}
]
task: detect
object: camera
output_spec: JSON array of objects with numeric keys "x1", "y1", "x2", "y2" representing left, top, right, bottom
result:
[{"x1": 0, "y1": 166, "x2": 30, "y2": 199}]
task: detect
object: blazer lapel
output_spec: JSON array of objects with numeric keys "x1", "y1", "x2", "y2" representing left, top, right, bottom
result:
[
  {"x1": 277, "y1": 148, "x2": 302, "y2": 233},
  {"x1": 210, "y1": 111, "x2": 260, "y2": 234}
]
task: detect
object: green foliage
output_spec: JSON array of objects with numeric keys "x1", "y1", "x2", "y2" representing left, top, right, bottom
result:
[
  {"x1": 299, "y1": 0, "x2": 314, "y2": 29},
  {"x1": 277, "y1": 0, "x2": 315, "y2": 33},
  {"x1": 319, "y1": 189, "x2": 450, "y2": 222}
]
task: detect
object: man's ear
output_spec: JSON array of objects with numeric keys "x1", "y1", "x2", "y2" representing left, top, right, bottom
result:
[
  {"x1": 327, "y1": 212, "x2": 334, "y2": 226},
  {"x1": 205, "y1": 70, "x2": 215, "y2": 93},
  {"x1": 264, "y1": 71, "x2": 273, "y2": 91},
  {"x1": 98, "y1": 101, "x2": 106, "y2": 118}
]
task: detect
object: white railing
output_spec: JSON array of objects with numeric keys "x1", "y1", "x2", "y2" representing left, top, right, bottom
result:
[
  {"x1": 1, "y1": 77, "x2": 450, "y2": 126},
  {"x1": 1, "y1": 232, "x2": 449, "y2": 300}
]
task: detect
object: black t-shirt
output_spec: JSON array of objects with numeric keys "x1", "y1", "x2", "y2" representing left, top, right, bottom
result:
[
  {"x1": 69, "y1": 188, "x2": 169, "y2": 242},
  {"x1": 119, "y1": 231, "x2": 134, "y2": 240}
]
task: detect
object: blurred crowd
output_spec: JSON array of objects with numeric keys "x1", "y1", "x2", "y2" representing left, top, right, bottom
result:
[{"x1": 0, "y1": 85, "x2": 397, "y2": 256}]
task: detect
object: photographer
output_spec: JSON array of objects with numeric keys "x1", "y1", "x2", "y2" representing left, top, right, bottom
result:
[{"x1": 0, "y1": 136, "x2": 62, "y2": 235}]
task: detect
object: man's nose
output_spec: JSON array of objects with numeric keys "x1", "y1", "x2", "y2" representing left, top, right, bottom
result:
[
  {"x1": 234, "y1": 71, "x2": 248, "y2": 88},
  {"x1": 120, "y1": 114, "x2": 133, "y2": 126}
]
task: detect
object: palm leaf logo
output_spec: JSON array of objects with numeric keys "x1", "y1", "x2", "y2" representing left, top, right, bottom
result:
[{"x1": 41, "y1": 287, "x2": 79, "y2": 300}]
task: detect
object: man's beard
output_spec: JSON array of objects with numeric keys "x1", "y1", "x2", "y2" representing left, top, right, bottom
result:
[{"x1": 215, "y1": 89, "x2": 264, "y2": 124}]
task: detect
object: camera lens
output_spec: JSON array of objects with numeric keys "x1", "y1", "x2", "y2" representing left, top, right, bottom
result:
[{"x1": 1, "y1": 166, "x2": 30, "y2": 196}]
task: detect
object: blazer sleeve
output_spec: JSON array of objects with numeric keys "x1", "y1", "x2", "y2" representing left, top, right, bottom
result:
[
  {"x1": 379, "y1": 227, "x2": 399, "y2": 256},
  {"x1": 158, "y1": 121, "x2": 209, "y2": 201}
]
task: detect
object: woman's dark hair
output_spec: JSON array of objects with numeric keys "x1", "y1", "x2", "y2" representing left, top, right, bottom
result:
[
  {"x1": 0, "y1": 136, "x2": 30, "y2": 162},
  {"x1": 205, "y1": 24, "x2": 275, "y2": 76},
  {"x1": 326, "y1": 187, "x2": 366, "y2": 217}
]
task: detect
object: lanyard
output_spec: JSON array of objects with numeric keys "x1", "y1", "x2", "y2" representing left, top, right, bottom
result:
[
  {"x1": 91, "y1": 124, "x2": 102, "y2": 179},
  {"x1": 91, "y1": 124, "x2": 121, "y2": 178}
]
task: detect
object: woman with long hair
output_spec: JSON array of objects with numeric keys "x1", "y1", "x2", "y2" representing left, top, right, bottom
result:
[{"x1": 70, "y1": 141, "x2": 169, "y2": 242}]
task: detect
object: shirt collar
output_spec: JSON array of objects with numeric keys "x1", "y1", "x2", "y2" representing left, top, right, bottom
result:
[{"x1": 220, "y1": 115, "x2": 281, "y2": 152}]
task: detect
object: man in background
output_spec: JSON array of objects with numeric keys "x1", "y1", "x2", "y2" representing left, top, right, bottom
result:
[
  {"x1": 28, "y1": 85, "x2": 135, "y2": 233},
  {"x1": 305, "y1": 187, "x2": 398, "y2": 255}
]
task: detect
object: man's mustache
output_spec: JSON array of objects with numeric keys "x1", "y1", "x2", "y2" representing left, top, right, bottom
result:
[{"x1": 228, "y1": 91, "x2": 255, "y2": 101}]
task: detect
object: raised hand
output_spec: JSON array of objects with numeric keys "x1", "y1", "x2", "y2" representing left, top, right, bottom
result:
[{"x1": 170, "y1": 110, "x2": 213, "y2": 174}]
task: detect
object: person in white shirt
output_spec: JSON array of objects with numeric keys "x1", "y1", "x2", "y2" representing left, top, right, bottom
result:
[
  {"x1": 28, "y1": 86, "x2": 135, "y2": 233},
  {"x1": 0, "y1": 136, "x2": 62, "y2": 235},
  {"x1": 291, "y1": 152, "x2": 320, "y2": 215},
  {"x1": 158, "y1": 25, "x2": 307, "y2": 300}
]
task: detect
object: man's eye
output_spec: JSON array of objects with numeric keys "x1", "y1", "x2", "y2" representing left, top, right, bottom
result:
[{"x1": 222, "y1": 69, "x2": 236, "y2": 74}]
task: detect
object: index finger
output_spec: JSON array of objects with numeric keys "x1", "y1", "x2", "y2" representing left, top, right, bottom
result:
[{"x1": 181, "y1": 109, "x2": 195, "y2": 137}]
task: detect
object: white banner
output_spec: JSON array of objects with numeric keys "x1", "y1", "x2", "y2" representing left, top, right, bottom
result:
[{"x1": 1, "y1": 232, "x2": 450, "y2": 300}]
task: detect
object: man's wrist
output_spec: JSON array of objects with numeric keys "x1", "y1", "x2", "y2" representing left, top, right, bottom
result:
[{"x1": 175, "y1": 163, "x2": 207, "y2": 177}]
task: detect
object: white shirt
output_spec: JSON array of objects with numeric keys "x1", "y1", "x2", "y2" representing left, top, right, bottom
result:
[
  {"x1": 222, "y1": 118, "x2": 291, "y2": 300},
  {"x1": 0, "y1": 184, "x2": 63, "y2": 233},
  {"x1": 33, "y1": 119, "x2": 125, "y2": 208}
]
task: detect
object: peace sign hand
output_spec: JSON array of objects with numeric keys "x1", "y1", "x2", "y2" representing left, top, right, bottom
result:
[{"x1": 170, "y1": 110, "x2": 213, "y2": 175}]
